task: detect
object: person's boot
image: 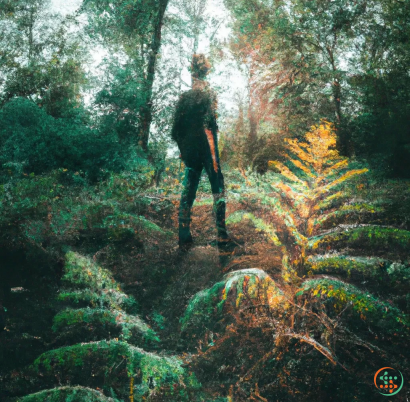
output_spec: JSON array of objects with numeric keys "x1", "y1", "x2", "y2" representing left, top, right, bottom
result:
[
  {"x1": 213, "y1": 193, "x2": 236, "y2": 250},
  {"x1": 178, "y1": 217, "x2": 194, "y2": 251}
]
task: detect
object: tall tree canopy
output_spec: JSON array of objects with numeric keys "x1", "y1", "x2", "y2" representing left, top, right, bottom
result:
[
  {"x1": 224, "y1": 0, "x2": 410, "y2": 175},
  {"x1": 82, "y1": 0, "x2": 170, "y2": 150}
]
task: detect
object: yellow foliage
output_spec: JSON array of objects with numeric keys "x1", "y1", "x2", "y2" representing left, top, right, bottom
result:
[
  {"x1": 219, "y1": 270, "x2": 286, "y2": 310},
  {"x1": 317, "y1": 169, "x2": 369, "y2": 195},
  {"x1": 269, "y1": 161, "x2": 306, "y2": 185},
  {"x1": 289, "y1": 158, "x2": 315, "y2": 177},
  {"x1": 323, "y1": 160, "x2": 348, "y2": 176},
  {"x1": 266, "y1": 120, "x2": 368, "y2": 282}
]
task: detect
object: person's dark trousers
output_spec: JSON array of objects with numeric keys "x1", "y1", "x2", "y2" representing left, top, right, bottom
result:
[{"x1": 178, "y1": 156, "x2": 228, "y2": 247}]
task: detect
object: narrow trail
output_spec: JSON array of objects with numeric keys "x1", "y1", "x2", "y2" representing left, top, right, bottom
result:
[
  {"x1": 99, "y1": 192, "x2": 286, "y2": 353},
  {"x1": 99, "y1": 197, "x2": 229, "y2": 341}
]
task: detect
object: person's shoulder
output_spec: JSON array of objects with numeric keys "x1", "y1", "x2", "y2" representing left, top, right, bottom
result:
[
  {"x1": 181, "y1": 88, "x2": 203, "y2": 98},
  {"x1": 178, "y1": 89, "x2": 196, "y2": 102},
  {"x1": 177, "y1": 88, "x2": 210, "y2": 106}
]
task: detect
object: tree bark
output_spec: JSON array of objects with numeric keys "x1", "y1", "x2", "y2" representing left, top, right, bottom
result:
[
  {"x1": 139, "y1": 0, "x2": 169, "y2": 151},
  {"x1": 248, "y1": 64, "x2": 259, "y2": 164},
  {"x1": 327, "y1": 44, "x2": 351, "y2": 155},
  {"x1": 326, "y1": 46, "x2": 343, "y2": 124},
  {"x1": 28, "y1": 6, "x2": 35, "y2": 61}
]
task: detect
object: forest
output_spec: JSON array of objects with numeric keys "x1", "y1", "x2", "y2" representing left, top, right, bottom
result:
[{"x1": 0, "y1": 0, "x2": 409, "y2": 401}]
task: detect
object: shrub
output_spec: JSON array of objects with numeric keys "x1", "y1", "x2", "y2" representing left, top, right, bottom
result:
[{"x1": 0, "y1": 98, "x2": 132, "y2": 180}]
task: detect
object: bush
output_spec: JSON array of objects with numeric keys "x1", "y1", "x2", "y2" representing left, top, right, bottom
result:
[{"x1": 0, "y1": 98, "x2": 132, "y2": 181}]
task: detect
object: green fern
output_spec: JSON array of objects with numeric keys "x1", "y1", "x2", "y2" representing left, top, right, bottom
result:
[
  {"x1": 298, "y1": 278, "x2": 410, "y2": 335},
  {"x1": 310, "y1": 226, "x2": 410, "y2": 257},
  {"x1": 18, "y1": 386, "x2": 120, "y2": 402},
  {"x1": 181, "y1": 269, "x2": 283, "y2": 336},
  {"x1": 32, "y1": 340, "x2": 195, "y2": 398}
]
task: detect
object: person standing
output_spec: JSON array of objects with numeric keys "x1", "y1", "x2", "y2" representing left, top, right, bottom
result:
[{"x1": 171, "y1": 54, "x2": 231, "y2": 250}]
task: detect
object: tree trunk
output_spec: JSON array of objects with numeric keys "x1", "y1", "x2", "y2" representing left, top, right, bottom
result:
[
  {"x1": 332, "y1": 79, "x2": 342, "y2": 124},
  {"x1": 248, "y1": 66, "x2": 258, "y2": 165},
  {"x1": 327, "y1": 45, "x2": 350, "y2": 156},
  {"x1": 193, "y1": 17, "x2": 200, "y2": 54},
  {"x1": 248, "y1": 101, "x2": 258, "y2": 143},
  {"x1": 139, "y1": 0, "x2": 169, "y2": 151},
  {"x1": 28, "y1": 7, "x2": 34, "y2": 61},
  {"x1": 333, "y1": 79, "x2": 351, "y2": 156},
  {"x1": 327, "y1": 47, "x2": 343, "y2": 124}
]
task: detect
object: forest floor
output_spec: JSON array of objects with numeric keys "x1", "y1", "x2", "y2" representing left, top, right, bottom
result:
[
  {"x1": 105, "y1": 191, "x2": 279, "y2": 348},
  {"x1": 2, "y1": 159, "x2": 410, "y2": 401}
]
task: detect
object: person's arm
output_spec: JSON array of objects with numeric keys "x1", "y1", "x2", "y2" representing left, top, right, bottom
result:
[
  {"x1": 171, "y1": 104, "x2": 181, "y2": 143},
  {"x1": 204, "y1": 90, "x2": 219, "y2": 173},
  {"x1": 205, "y1": 90, "x2": 219, "y2": 134},
  {"x1": 205, "y1": 128, "x2": 218, "y2": 173}
]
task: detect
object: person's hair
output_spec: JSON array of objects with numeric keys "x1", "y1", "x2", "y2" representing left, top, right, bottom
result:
[{"x1": 191, "y1": 54, "x2": 211, "y2": 80}]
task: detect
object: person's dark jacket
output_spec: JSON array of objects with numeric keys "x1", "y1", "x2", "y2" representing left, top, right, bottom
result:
[{"x1": 171, "y1": 88, "x2": 218, "y2": 169}]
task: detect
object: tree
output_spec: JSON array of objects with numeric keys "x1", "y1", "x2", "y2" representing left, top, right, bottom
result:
[
  {"x1": 225, "y1": 0, "x2": 367, "y2": 154},
  {"x1": 82, "y1": 0, "x2": 170, "y2": 151},
  {"x1": 174, "y1": 0, "x2": 208, "y2": 55},
  {"x1": 0, "y1": 0, "x2": 87, "y2": 117},
  {"x1": 0, "y1": 98, "x2": 127, "y2": 180},
  {"x1": 348, "y1": 0, "x2": 410, "y2": 176},
  {"x1": 225, "y1": 0, "x2": 410, "y2": 170}
]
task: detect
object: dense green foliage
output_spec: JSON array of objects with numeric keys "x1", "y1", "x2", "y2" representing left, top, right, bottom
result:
[
  {"x1": 19, "y1": 386, "x2": 120, "y2": 402},
  {"x1": 0, "y1": 98, "x2": 128, "y2": 179},
  {"x1": 223, "y1": 0, "x2": 410, "y2": 177}
]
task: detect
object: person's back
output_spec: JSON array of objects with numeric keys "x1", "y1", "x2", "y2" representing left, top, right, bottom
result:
[
  {"x1": 172, "y1": 54, "x2": 231, "y2": 250},
  {"x1": 172, "y1": 87, "x2": 217, "y2": 170}
]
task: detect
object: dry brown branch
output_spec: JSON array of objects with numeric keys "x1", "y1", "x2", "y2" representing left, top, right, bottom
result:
[{"x1": 277, "y1": 332, "x2": 347, "y2": 369}]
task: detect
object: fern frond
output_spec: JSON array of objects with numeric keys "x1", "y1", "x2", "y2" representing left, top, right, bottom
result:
[
  {"x1": 18, "y1": 386, "x2": 119, "y2": 402},
  {"x1": 288, "y1": 157, "x2": 315, "y2": 178},
  {"x1": 323, "y1": 159, "x2": 349, "y2": 176},
  {"x1": 316, "y1": 169, "x2": 368, "y2": 195},
  {"x1": 227, "y1": 211, "x2": 281, "y2": 246},
  {"x1": 269, "y1": 161, "x2": 308, "y2": 186}
]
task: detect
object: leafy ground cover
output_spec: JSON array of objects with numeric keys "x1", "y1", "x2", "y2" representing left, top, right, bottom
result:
[{"x1": 1, "y1": 124, "x2": 409, "y2": 401}]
